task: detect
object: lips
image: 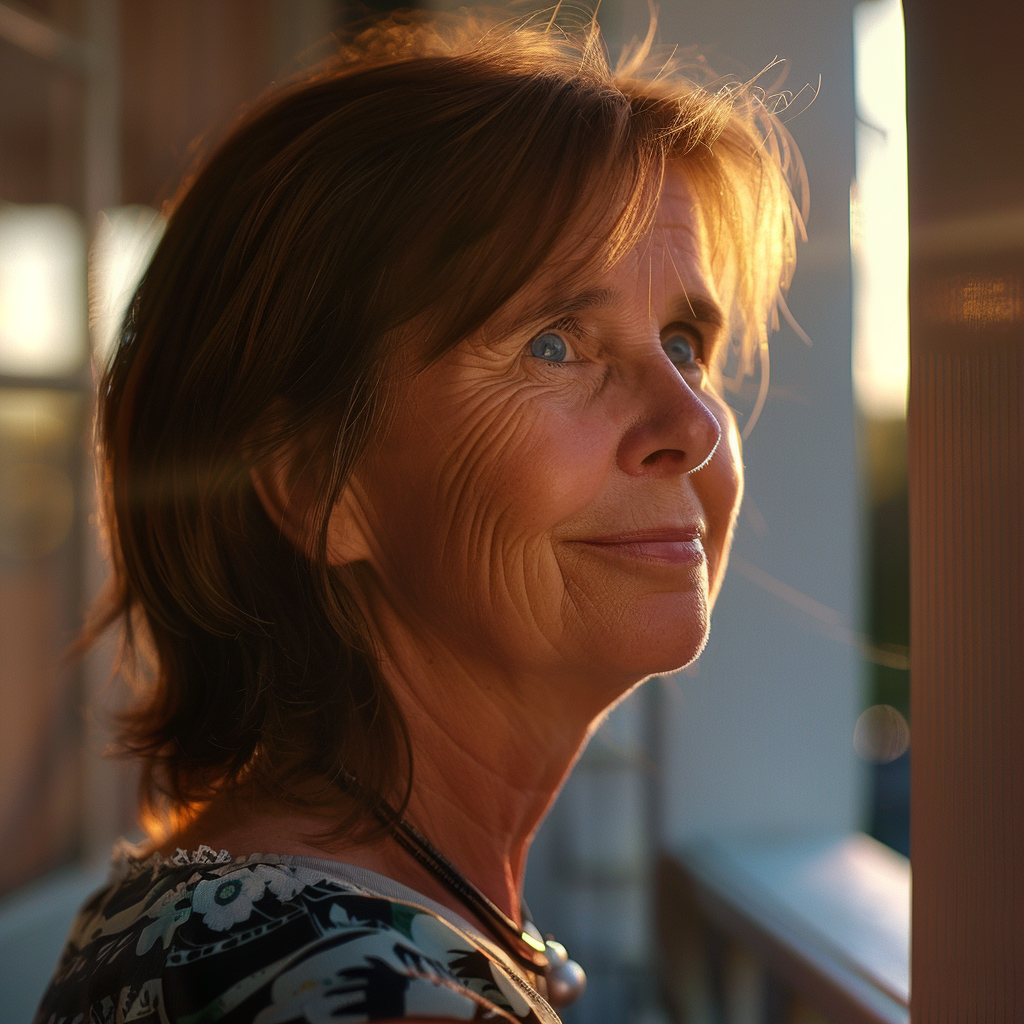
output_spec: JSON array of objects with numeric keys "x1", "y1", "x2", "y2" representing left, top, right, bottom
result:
[{"x1": 570, "y1": 527, "x2": 706, "y2": 566}]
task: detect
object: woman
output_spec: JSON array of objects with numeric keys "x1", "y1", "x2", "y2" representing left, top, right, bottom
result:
[{"x1": 37, "y1": 10, "x2": 802, "y2": 1023}]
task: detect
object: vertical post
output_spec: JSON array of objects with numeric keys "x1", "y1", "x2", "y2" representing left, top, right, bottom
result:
[
  {"x1": 80, "y1": 0, "x2": 123, "y2": 862},
  {"x1": 83, "y1": 0, "x2": 120, "y2": 221},
  {"x1": 905, "y1": 2, "x2": 1024, "y2": 1019}
]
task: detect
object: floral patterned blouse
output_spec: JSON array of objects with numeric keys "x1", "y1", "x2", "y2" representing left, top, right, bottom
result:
[{"x1": 33, "y1": 845, "x2": 561, "y2": 1024}]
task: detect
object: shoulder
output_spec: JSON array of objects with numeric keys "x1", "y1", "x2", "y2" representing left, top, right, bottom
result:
[{"x1": 35, "y1": 851, "x2": 558, "y2": 1024}]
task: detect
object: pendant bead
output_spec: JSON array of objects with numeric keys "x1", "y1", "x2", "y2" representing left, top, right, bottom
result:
[
  {"x1": 544, "y1": 939, "x2": 568, "y2": 968},
  {"x1": 545, "y1": 943, "x2": 587, "y2": 1008},
  {"x1": 347, "y1": 770, "x2": 588, "y2": 1009}
]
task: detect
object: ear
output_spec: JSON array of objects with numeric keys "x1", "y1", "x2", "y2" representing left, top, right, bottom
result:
[{"x1": 250, "y1": 446, "x2": 372, "y2": 568}]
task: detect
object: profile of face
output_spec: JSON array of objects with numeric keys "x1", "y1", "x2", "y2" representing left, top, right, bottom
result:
[{"x1": 332, "y1": 166, "x2": 744, "y2": 711}]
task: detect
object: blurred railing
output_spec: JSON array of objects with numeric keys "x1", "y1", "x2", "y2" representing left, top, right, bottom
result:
[
  {"x1": 655, "y1": 834, "x2": 909, "y2": 1024},
  {"x1": 0, "y1": 857, "x2": 109, "y2": 1023}
]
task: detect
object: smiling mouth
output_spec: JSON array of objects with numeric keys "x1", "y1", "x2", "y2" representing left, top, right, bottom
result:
[{"x1": 571, "y1": 528, "x2": 706, "y2": 566}]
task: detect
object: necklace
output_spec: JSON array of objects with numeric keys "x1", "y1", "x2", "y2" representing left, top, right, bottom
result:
[
  {"x1": 388, "y1": 813, "x2": 587, "y2": 1008},
  {"x1": 335, "y1": 767, "x2": 586, "y2": 1006}
]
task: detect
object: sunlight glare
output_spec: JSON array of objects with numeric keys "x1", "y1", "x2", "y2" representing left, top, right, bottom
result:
[
  {"x1": 0, "y1": 206, "x2": 87, "y2": 378},
  {"x1": 852, "y1": 0, "x2": 909, "y2": 420},
  {"x1": 90, "y1": 207, "x2": 165, "y2": 366}
]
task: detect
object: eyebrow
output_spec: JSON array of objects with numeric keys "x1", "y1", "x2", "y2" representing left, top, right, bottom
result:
[
  {"x1": 535, "y1": 286, "x2": 619, "y2": 323},
  {"x1": 523, "y1": 286, "x2": 725, "y2": 333},
  {"x1": 668, "y1": 294, "x2": 725, "y2": 331}
]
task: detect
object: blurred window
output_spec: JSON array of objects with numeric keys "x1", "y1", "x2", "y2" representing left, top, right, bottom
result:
[
  {"x1": 0, "y1": 191, "x2": 162, "y2": 897},
  {"x1": 852, "y1": 0, "x2": 911, "y2": 858},
  {"x1": 852, "y1": 0, "x2": 909, "y2": 421},
  {"x1": 0, "y1": 204, "x2": 88, "y2": 895}
]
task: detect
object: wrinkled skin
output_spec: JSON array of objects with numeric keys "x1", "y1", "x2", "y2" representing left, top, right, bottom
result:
[
  {"x1": 173, "y1": 167, "x2": 745, "y2": 939},
  {"x1": 336, "y1": 168, "x2": 742, "y2": 714}
]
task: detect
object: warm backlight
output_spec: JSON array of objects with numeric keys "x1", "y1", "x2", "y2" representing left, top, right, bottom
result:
[
  {"x1": 89, "y1": 206, "x2": 165, "y2": 365},
  {"x1": 0, "y1": 206, "x2": 87, "y2": 378},
  {"x1": 852, "y1": 0, "x2": 908, "y2": 420}
]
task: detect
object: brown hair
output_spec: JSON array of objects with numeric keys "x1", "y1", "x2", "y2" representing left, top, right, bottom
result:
[{"x1": 93, "y1": 8, "x2": 805, "y2": 837}]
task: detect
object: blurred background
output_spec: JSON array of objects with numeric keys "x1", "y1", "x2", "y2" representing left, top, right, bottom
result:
[{"x1": 0, "y1": 0, "x2": 912, "y2": 1021}]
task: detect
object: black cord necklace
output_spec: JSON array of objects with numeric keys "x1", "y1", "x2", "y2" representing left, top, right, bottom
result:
[
  {"x1": 339, "y1": 768, "x2": 586, "y2": 1008},
  {"x1": 388, "y1": 813, "x2": 587, "y2": 1008}
]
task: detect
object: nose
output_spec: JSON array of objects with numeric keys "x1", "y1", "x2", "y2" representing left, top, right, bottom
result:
[{"x1": 616, "y1": 358, "x2": 723, "y2": 478}]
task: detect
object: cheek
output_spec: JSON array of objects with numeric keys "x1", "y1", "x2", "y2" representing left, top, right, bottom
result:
[
  {"x1": 364, "y1": 382, "x2": 615, "y2": 617},
  {"x1": 497, "y1": 407, "x2": 613, "y2": 527}
]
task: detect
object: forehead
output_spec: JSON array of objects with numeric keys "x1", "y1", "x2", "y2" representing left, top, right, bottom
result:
[
  {"x1": 610, "y1": 168, "x2": 718, "y2": 303},
  {"x1": 490, "y1": 165, "x2": 720, "y2": 336}
]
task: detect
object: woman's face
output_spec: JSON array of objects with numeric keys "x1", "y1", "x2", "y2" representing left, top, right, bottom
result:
[{"x1": 337, "y1": 167, "x2": 744, "y2": 700}]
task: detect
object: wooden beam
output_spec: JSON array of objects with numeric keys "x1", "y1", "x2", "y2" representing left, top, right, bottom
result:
[{"x1": 905, "y1": 1, "x2": 1024, "y2": 1019}]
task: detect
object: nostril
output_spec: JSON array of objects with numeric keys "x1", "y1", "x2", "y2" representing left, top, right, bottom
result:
[{"x1": 641, "y1": 448, "x2": 688, "y2": 468}]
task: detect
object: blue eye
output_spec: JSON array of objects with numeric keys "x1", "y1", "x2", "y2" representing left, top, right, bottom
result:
[
  {"x1": 530, "y1": 332, "x2": 568, "y2": 363},
  {"x1": 663, "y1": 333, "x2": 697, "y2": 366}
]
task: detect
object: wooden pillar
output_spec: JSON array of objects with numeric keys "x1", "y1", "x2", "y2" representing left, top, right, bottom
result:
[{"x1": 905, "y1": 2, "x2": 1024, "y2": 1019}]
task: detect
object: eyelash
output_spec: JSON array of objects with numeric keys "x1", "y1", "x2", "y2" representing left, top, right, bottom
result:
[
  {"x1": 524, "y1": 316, "x2": 590, "y2": 366},
  {"x1": 548, "y1": 315, "x2": 587, "y2": 342},
  {"x1": 662, "y1": 322, "x2": 706, "y2": 360}
]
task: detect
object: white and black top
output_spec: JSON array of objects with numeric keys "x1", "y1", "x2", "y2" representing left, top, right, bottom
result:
[{"x1": 34, "y1": 844, "x2": 560, "y2": 1024}]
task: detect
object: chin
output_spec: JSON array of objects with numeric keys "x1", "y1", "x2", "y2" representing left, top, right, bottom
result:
[
  {"x1": 569, "y1": 593, "x2": 711, "y2": 688},
  {"x1": 637, "y1": 632, "x2": 709, "y2": 679},
  {"x1": 652, "y1": 628, "x2": 711, "y2": 677}
]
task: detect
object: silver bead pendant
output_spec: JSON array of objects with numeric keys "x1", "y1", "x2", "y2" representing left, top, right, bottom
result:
[{"x1": 543, "y1": 939, "x2": 587, "y2": 1008}]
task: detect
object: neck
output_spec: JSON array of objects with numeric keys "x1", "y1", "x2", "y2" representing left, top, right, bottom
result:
[
  {"x1": 381, "y1": 646, "x2": 592, "y2": 924},
  {"x1": 154, "y1": 603, "x2": 633, "y2": 938},
  {"x1": 365, "y1": 595, "x2": 629, "y2": 925}
]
